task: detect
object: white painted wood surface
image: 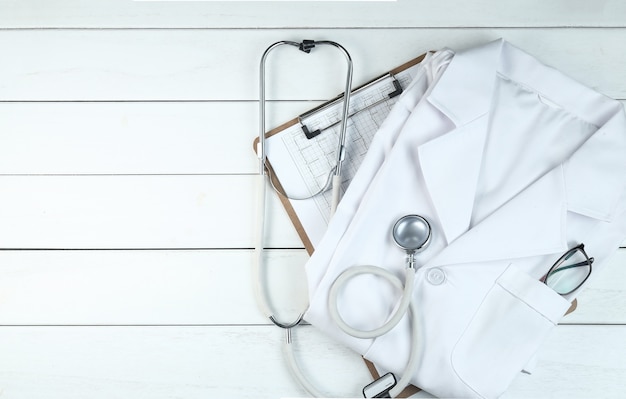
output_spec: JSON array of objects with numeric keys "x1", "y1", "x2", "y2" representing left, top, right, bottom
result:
[
  {"x1": 0, "y1": 0, "x2": 624, "y2": 397},
  {"x1": 1, "y1": 29, "x2": 626, "y2": 101},
  {"x1": 0, "y1": 0, "x2": 625, "y2": 28}
]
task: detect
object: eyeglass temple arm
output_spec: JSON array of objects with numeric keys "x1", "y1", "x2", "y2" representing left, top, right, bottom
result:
[{"x1": 547, "y1": 257, "x2": 595, "y2": 278}]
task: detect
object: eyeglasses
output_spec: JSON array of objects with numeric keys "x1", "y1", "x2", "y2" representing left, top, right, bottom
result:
[{"x1": 544, "y1": 243, "x2": 594, "y2": 295}]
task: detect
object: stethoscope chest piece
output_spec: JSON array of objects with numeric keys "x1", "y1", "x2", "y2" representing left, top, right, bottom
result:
[
  {"x1": 392, "y1": 214, "x2": 431, "y2": 254},
  {"x1": 392, "y1": 214, "x2": 431, "y2": 270}
]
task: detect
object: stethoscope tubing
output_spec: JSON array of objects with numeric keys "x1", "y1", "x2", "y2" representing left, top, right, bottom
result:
[
  {"x1": 285, "y1": 268, "x2": 421, "y2": 398},
  {"x1": 328, "y1": 266, "x2": 416, "y2": 339}
]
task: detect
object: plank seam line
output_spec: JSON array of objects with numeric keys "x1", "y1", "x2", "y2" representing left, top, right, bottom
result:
[
  {"x1": 0, "y1": 323, "x2": 623, "y2": 328},
  {"x1": 0, "y1": 323, "x2": 311, "y2": 327},
  {"x1": 0, "y1": 100, "x2": 324, "y2": 103},
  {"x1": 0, "y1": 26, "x2": 625, "y2": 31},
  {"x1": 0, "y1": 247, "x2": 306, "y2": 251},
  {"x1": 0, "y1": 173, "x2": 256, "y2": 177},
  {"x1": 0, "y1": 98, "x2": 624, "y2": 105}
]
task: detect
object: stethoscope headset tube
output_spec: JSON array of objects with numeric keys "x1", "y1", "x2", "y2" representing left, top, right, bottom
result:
[
  {"x1": 258, "y1": 40, "x2": 353, "y2": 207},
  {"x1": 255, "y1": 39, "x2": 353, "y2": 330}
]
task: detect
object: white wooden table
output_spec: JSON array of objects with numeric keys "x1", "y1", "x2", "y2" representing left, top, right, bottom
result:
[{"x1": 0, "y1": 1, "x2": 625, "y2": 398}]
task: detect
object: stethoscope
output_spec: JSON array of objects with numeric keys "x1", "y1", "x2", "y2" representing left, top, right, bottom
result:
[{"x1": 254, "y1": 39, "x2": 430, "y2": 398}]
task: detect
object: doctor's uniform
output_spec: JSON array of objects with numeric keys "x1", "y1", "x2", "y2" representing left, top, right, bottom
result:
[{"x1": 304, "y1": 39, "x2": 626, "y2": 398}]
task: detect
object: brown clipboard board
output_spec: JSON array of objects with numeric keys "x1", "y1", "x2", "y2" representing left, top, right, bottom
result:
[{"x1": 252, "y1": 51, "x2": 578, "y2": 398}]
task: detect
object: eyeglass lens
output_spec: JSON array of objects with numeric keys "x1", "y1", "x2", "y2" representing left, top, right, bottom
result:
[{"x1": 545, "y1": 248, "x2": 591, "y2": 295}]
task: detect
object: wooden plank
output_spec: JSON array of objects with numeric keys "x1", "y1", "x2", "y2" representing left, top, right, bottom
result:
[
  {"x1": 0, "y1": 249, "x2": 310, "y2": 325},
  {"x1": 0, "y1": 175, "x2": 303, "y2": 249},
  {"x1": 1, "y1": 29, "x2": 626, "y2": 101},
  {"x1": 1, "y1": 100, "x2": 624, "y2": 176},
  {"x1": 0, "y1": 325, "x2": 372, "y2": 399},
  {"x1": 0, "y1": 0, "x2": 625, "y2": 29},
  {"x1": 505, "y1": 325, "x2": 626, "y2": 399},
  {"x1": 0, "y1": 325, "x2": 623, "y2": 398},
  {"x1": 0, "y1": 249, "x2": 622, "y2": 325},
  {"x1": 0, "y1": 101, "x2": 320, "y2": 175}
]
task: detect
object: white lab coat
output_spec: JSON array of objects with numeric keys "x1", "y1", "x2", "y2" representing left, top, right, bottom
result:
[{"x1": 304, "y1": 39, "x2": 626, "y2": 398}]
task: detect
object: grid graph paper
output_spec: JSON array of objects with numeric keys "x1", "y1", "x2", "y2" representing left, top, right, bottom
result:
[{"x1": 265, "y1": 63, "x2": 420, "y2": 247}]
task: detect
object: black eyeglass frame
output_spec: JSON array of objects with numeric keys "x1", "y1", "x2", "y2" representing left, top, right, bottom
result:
[{"x1": 544, "y1": 243, "x2": 594, "y2": 296}]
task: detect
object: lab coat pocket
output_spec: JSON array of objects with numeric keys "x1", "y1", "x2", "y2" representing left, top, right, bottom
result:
[{"x1": 451, "y1": 264, "x2": 572, "y2": 398}]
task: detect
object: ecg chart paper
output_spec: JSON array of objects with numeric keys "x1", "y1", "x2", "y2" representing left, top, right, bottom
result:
[{"x1": 265, "y1": 64, "x2": 421, "y2": 248}]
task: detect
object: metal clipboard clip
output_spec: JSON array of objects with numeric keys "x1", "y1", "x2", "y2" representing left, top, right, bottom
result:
[{"x1": 298, "y1": 72, "x2": 404, "y2": 140}]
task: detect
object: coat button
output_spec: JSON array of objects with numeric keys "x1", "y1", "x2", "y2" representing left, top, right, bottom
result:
[{"x1": 427, "y1": 268, "x2": 446, "y2": 285}]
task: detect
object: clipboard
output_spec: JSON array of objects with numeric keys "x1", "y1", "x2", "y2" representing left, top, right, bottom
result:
[{"x1": 253, "y1": 52, "x2": 428, "y2": 256}]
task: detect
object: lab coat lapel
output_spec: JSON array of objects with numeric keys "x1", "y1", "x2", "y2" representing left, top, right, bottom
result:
[
  {"x1": 427, "y1": 105, "x2": 626, "y2": 268},
  {"x1": 417, "y1": 39, "x2": 504, "y2": 244},
  {"x1": 419, "y1": 39, "x2": 626, "y2": 268},
  {"x1": 418, "y1": 117, "x2": 488, "y2": 244}
]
